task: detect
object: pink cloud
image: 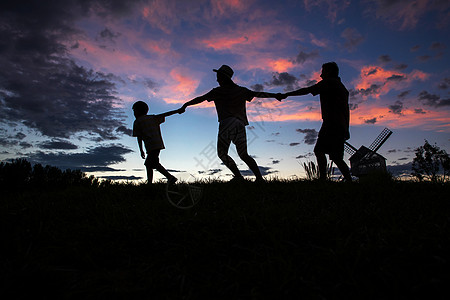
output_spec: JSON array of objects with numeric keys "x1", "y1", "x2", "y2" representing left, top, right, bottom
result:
[
  {"x1": 349, "y1": 102, "x2": 450, "y2": 131},
  {"x1": 245, "y1": 93, "x2": 449, "y2": 133},
  {"x1": 159, "y1": 69, "x2": 214, "y2": 111},
  {"x1": 160, "y1": 69, "x2": 200, "y2": 104},
  {"x1": 352, "y1": 65, "x2": 429, "y2": 98},
  {"x1": 309, "y1": 33, "x2": 329, "y2": 48}
]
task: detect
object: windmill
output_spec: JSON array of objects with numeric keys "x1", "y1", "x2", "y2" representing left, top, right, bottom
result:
[{"x1": 344, "y1": 128, "x2": 393, "y2": 177}]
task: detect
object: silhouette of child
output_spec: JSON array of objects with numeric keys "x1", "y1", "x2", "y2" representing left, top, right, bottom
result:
[
  {"x1": 282, "y1": 62, "x2": 352, "y2": 182},
  {"x1": 132, "y1": 101, "x2": 182, "y2": 184}
]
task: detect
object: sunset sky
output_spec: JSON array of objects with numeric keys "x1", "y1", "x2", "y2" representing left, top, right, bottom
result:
[{"x1": 1, "y1": 0, "x2": 449, "y2": 182}]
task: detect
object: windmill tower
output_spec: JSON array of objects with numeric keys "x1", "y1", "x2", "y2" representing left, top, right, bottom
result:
[{"x1": 344, "y1": 128, "x2": 393, "y2": 177}]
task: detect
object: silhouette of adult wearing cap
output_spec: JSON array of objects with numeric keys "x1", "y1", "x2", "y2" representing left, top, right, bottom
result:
[{"x1": 181, "y1": 65, "x2": 283, "y2": 182}]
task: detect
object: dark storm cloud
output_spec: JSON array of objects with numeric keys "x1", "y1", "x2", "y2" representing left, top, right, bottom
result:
[
  {"x1": 296, "y1": 152, "x2": 314, "y2": 159},
  {"x1": 296, "y1": 128, "x2": 318, "y2": 145},
  {"x1": 272, "y1": 160, "x2": 280, "y2": 165},
  {"x1": 39, "y1": 138, "x2": 79, "y2": 150},
  {"x1": 20, "y1": 142, "x2": 33, "y2": 149},
  {"x1": 414, "y1": 108, "x2": 426, "y2": 114},
  {"x1": 145, "y1": 79, "x2": 158, "y2": 90},
  {"x1": 417, "y1": 55, "x2": 431, "y2": 62},
  {"x1": 265, "y1": 72, "x2": 298, "y2": 91},
  {"x1": 438, "y1": 77, "x2": 450, "y2": 90},
  {"x1": 394, "y1": 64, "x2": 408, "y2": 70},
  {"x1": 250, "y1": 84, "x2": 264, "y2": 92},
  {"x1": 0, "y1": 139, "x2": 18, "y2": 148},
  {"x1": 166, "y1": 169, "x2": 186, "y2": 173},
  {"x1": 198, "y1": 169, "x2": 222, "y2": 176},
  {"x1": 21, "y1": 144, "x2": 133, "y2": 170},
  {"x1": 292, "y1": 50, "x2": 320, "y2": 65},
  {"x1": 365, "y1": 118, "x2": 377, "y2": 124},
  {"x1": 387, "y1": 74, "x2": 406, "y2": 82},
  {"x1": 418, "y1": 91, "x2": 450, "y2": 107},
  {"x1": 388, "y1": 100, "x2": 403, "y2": 115},
  {"x1": 241, "y1": 166, "x2": 276, "y2": 176},
  {"x1": 100, "y1": 175, "x2": 143, "y2": 180},
  {"x1": 340, "y1": 28, "x2": 365, "y2": 51},
  {"x1": 0, "y1": 1, "x2": 142, "y2": 140},
  {"x1": 96, "y1": 28, "x2": 121, "y2": 44},
  {"x1": 13, "y1": 132, "x2": 27, "y2": 140},
  {"x1": 116, "y1": 126, "x2": 133, "y2": 137},
  {"x1": 289, "y1": 142, "x2": 300, "y2": 146},
  {"x1": 349, "y1": 103, "x2": 358, "y2": 110},
  {"x1": 349, "y1": 84, "x2": 382, "y2": 98},
  {"x1": 378, "y1": 55, "x2": 391, "y2": 63},
  {"x1": 397, "y1": 91, "x2": 410, "y2": 99},
  {"x1": 430, "y1": 42, "x2": 446, "y2": 51},
  {"x1": 83, "y1": 166, "x2": 124, "y2": 172}
]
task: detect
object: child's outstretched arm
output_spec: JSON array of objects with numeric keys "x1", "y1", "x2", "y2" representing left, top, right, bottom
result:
[{"x1": 158, "y1": 108, "x2": 184, "y2": 118}]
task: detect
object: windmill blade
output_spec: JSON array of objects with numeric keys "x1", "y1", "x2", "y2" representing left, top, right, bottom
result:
[
  {"x1": 369, "y1": 128, "x2": 393, "y2": 153},
  {"x1": 344, "y1": 142, "x2": 357, "y2": 156}
]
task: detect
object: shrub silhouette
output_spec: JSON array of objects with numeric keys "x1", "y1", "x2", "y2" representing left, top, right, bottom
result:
[{"x1": 0, "y1": 159, "x2": 98, "y2": 189}]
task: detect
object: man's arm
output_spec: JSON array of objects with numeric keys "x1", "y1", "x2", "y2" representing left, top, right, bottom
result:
[
  {"x1": 252, "y1": 91, "x2": 285, "y2": 101},
  {"x1": 180, "y1": 94, "x2": 209, "y2": 112}
]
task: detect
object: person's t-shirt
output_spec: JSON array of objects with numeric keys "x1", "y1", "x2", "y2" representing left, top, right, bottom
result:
[
  {"x1": 132, "y1": 114, "x2": 165, "y2": 151},
  {"x1": 205, "y1": 84, "x2": 255, "y2": 125},
  {"x1": 308, "y1": 77, "x2": 350, "y2": 140}
]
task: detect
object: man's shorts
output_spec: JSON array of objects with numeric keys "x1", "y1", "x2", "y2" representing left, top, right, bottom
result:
[
  {"x1": 314, "y1": 135, "x2": 345, "y2": 161},
  {"x1": 218, "y1": 117, "x2": 247, "y2": 155},
  {"x1": 144, "y1": 149, "x2": 161, "y2": 168}
]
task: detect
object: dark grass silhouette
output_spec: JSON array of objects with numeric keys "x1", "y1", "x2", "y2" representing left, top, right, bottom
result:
[{"x1": 1, "y1": 163, "x2": 449, "y2": 299}]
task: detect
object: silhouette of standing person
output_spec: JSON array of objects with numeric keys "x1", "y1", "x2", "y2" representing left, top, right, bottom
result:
[
  {"x1": 282, "y1": 62, "x2": 352, "y2": 182},
  {"x1": 132, "y1": 101, "x2": 182, "y2": 184},
  {"x1": 180, "y1": 65, "x2": 283, "y2": 183}
]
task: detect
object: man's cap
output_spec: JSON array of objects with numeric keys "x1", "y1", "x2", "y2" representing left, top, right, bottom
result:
[{"x1": 213, "y1": 65, "x2": 234, "y2": 78}]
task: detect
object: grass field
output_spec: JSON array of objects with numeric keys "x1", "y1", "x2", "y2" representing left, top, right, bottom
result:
[{"x1": 1, "y1": 178, "x2": 450, "y2": 299}]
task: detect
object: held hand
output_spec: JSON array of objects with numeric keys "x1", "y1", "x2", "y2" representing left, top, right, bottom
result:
[
  {"x1": 275, "y1": 93, "x2": 287, "y2": 101},
  {"x1": 178, "y1": 105, "x2": 186, "y2": 114}
]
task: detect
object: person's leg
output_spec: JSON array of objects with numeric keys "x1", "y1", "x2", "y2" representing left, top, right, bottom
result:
[
  {"x1": 155, "y1": 163, "x2": 177, "y2": 184},
  {"x1": 333, "y1": 158, "x2": 352, "y2": 182},
  {"x1": 144, "y1": 157, "x2": 154, "y2": 184},
  {"x1": 315, "y1": 151, "x2": 328, "y2": 180},
  {"x1": 329, "y1": 144, "x2": 352, "y2": 182},
  {"x1": 234, "y1": 123, "x2": 264, "y2": 181},
  {"x1": 150, "y1": 150, "x2": 177, "y2": 183},
  {"x1": 314, "y1": 139, "x2": 328, "y2": 180},
  {"x1": 217, "y1": 123, "x2": 241, "y2": 178}
]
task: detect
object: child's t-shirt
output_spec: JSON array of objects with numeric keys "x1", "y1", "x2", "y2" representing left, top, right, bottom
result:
[{"x1": 132, "y1": 114, "x2": 165, "y2": 151}]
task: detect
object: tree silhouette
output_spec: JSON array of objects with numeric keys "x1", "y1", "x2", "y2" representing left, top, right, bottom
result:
[{"x1": 412, "y1": 140, "x2": 450, "y2": 182}]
